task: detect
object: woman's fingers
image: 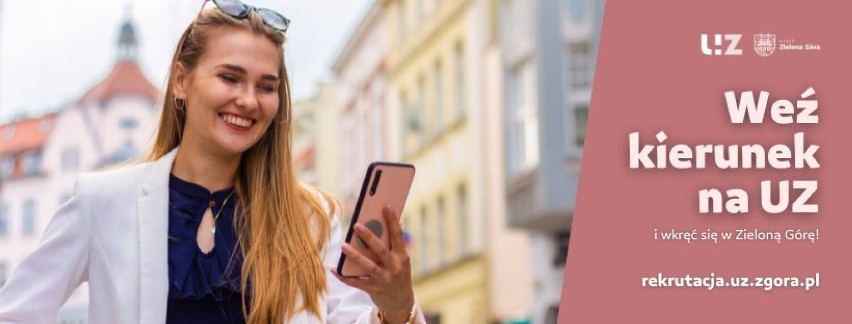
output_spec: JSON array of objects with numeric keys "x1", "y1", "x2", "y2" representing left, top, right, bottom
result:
[
  {"x1": 354, "y1": 223, "x2": 395, "y2": 267},
  {"x1": 383, "y1": 204, "x2": 407, "y2": 254},
  {"x1": 335, "y1": 207, "x2": 415, "y2": 316},
  {"x1": 341, "y1": 242, "x2": 383, "y2": 278},
  {"x1": 331, "y1": 268, "x2": 374, "y2": 292}
]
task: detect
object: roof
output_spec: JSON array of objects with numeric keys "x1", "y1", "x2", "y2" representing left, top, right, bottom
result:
[
  {"x1": 0, "y1": 113, "x2": 59, "y2": 155},
  {"x1": 330, "y1": 0, "x2": 384, "y2": 73},
  {"x1": 293, "y1": 145, "x2": 316, "y2": 169},
  {"x1": 77, "y1": 61, "x2": 160, "y2": 104}
]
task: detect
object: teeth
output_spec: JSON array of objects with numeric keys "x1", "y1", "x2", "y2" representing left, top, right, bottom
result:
[{"x1": 223, "y1": 114, "x2": 252, "y2": 127}]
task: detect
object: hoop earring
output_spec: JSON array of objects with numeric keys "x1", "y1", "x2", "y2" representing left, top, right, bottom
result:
[{"x1": 174, "y1": 97, "x2": 186, "y2": 111}]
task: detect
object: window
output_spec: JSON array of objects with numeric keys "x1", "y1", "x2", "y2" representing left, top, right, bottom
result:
[
  {"x1": 417, "y1": 75, "x2": 426, "y2": 137},
  {"x1": 456, "y1": 184, "x2": 468, "y2": 255},
  {"x1": 433, "y1": 60, "x2": 444, "y2": 134},
  {"x1": 424, "y1": 313, "x2": 442, "y2": 324},
  {"x1": 419, "y1": 206, "x2": 429, "y2": 272},
  {"x1": 568, "y1": 0, "x2": 587, "y2": 22},
  {"x1": 507, "y1": 59, "x2": 540, "y2": 176},
  {"x1": 399, "y1": 91, "x2": 411, "y2": 131},
  {"x1": 573, "y1": 104, "x2": 589, "y2": 147},
  {"x1": 24, "y1": 150, "x2": 42, "y2": 175},
  {"x1": 401, "y1": 90, "x2": 421, "y2": 157},
  {"x1": 545, "y1": 305, "x2": 560, "y2": 324},
  {"x1": 568, "y1": 42, "x2": 593, "y2": 89},
  {"x1": 415, "y1": 0, "x2": 424, "y2": 23},
  {"x1": 453, "y1": 42, "x2": 465, "y2": 119},
  {"x1": 0, "y1": 204, "x2": 9, "y2": 237},
  {"x1": 2, "y1": 125, "x2": 14, "y2": 140},
  {"x1": 23, "y1": 200, "x2": 36, "y2": 235},
  {"x1": 119, "y1": 117, "x2": 138, "y2": 130},
  {"x1": 427, "y1": 0, "x2": 439, "y2": 14},
  {"x1": 372, "y1": 91, "x2": 384, "y2": 160},
  {"x1": 341, "y1": 118, "x2": 354, "y2": 187},
  {"x1": 402, "y1": 215, "x2": 411, "y2": 247},
  {"x1": 564, "y1": 41, "x2": 593, "y2": 152},
  {"x1": 553, "y1": 231, "x2": 571, "y2": 266},
  {"x1": 357, "y1": 110, "x2": 367, "y2": 167},
  {"x1": 397, "y1": 1, "x2": 407, "y2": 42},
  {"x1": 0, "y1": 157, "x2": 12, "y2": 179},
  {"x1": 62, "y1": 148, "x2": 80, "y2": 172},
  {"x1": 436, "y1": 196, "x2": 446, "y2": 266}
]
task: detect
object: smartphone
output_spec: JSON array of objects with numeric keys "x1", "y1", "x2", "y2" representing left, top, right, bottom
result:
[{"x1": 337, "y1": 162, "x2": 416, "y2": 278}]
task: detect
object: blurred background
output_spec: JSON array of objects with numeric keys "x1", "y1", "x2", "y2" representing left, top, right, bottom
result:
[{"x1": 0, "y1": 0, "x2": 602, "y2": 323}]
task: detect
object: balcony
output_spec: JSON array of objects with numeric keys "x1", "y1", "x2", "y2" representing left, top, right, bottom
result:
[{"x1": 505, "y1": 165, "x2": 578, "y2": 232}]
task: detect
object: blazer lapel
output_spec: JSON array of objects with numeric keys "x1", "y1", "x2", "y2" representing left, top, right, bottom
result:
[{"x1": 137, "y1": 148, "x2": 179, "y2": 323}]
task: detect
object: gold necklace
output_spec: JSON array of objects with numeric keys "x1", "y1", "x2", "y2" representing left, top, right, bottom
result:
[{"x1": 209, "y1": 190, "x2": 235, "y2": 235}]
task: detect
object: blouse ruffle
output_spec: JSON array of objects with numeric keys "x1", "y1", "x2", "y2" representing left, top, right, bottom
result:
[{"x1": 167, "y1": 174, "x2": 245, "y2": 301}]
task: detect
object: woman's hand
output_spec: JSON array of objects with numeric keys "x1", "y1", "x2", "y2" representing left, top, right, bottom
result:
[{"x1": 332, "y1": 204, "x2": 415, "y2": 323}]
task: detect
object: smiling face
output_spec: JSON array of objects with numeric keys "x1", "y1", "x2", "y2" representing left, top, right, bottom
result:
[{"x1": 173, "y1": 27, "x2": 282, "y2": 158}]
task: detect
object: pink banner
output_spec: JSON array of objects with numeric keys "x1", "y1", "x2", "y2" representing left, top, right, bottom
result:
[{"x1": 560, "y1": 0, "x2": 851, "y2": 322}]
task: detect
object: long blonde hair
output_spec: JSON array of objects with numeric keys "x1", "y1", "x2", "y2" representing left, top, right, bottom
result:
[{"x1": 149, "y1": 8, "x2": 335, "y2": 323}]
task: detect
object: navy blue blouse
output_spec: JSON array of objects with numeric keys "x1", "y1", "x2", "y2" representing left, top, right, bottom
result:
[{"x1": 166, "y1": 174, "x2": 247, "y2": 323}]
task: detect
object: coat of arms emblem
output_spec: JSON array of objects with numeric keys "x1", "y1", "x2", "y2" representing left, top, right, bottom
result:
[{"x1": 754, "y1": 34, "x2": 776, "y2": 57}]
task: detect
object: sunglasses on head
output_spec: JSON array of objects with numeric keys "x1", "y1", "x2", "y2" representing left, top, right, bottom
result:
[{"x1": 202, "y1": 0, "x2": 290, "y2": 33}]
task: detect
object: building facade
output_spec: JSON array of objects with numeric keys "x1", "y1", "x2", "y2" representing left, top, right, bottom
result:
[
  {"x1": 292, "y1": 82, "x2": 340, "y2": 194},
  {"x1": 0, "y1": 18, "x2": 160, "y2": 323},
  {"x1": 499, "y1": 0, "x2": 604, "y2": 322},
  {"x1": 385, "y1": 0, "x2": 532, "y2": 322},
  {"x1": 0, "y1": 0, "x2": 4, "y2": 114},
  {"x1": 330, "y1": 1, "x2": 392, "y2": 227}
]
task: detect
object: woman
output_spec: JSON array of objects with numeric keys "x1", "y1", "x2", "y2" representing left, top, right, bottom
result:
[{"x1": 0, "y1": 1, "x2": 423, "y2": 323}]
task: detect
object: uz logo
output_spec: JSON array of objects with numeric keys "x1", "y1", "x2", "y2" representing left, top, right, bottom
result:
[{"x1": 701, "y1": 34, "x2": 743, "y2": 56}]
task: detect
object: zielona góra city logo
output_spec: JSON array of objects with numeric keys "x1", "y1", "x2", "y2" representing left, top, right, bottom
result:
[{"x1": 700, "y1": 33, "x2": 821, "y2": 57}]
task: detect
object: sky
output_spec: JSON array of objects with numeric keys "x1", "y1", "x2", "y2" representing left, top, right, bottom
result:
[{"x1": 0, "y1": 0, "x2": 371, "y2": 122}]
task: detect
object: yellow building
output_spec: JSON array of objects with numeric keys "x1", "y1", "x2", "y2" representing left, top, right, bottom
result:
[
  {"x1": 384, "y1": 0, "x2": 531, "y2": 322},
  {"x1": 292, "y1": 82, "x2": 340, "y2": 193}
]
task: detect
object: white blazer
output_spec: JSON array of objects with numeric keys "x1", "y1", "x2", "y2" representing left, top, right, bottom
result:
[{"x1": 0, "y1": 148, "x2": 425, "y2": 324}]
